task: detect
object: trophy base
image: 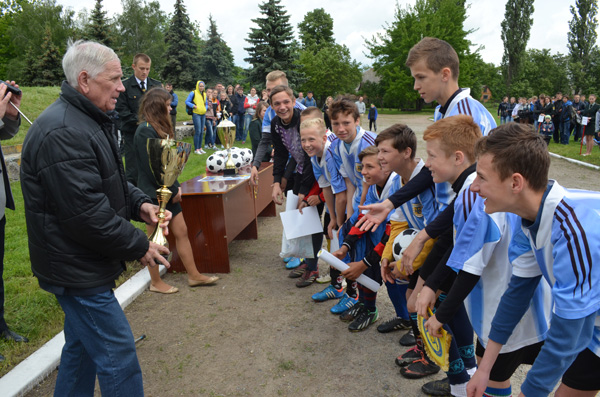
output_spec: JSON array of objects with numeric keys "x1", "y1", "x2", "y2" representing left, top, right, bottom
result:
[
  {"x1": 154, "y1": 252, "x2": 173, "y2": 266},
  {"x1": 223, "y1": 167, "x2": 237, "y2": 176}
]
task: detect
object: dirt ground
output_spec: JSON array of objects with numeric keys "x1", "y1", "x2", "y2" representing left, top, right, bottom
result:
[{"x1": 25, "y1": 114, "x2": 600, "y2": 396}]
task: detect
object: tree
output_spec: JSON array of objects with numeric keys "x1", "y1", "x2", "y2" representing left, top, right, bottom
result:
[
  {"x1": 367, "y1": 0, "x2": 473, "y2": 109},
  {"x1": 298, "y1": 44, "x2": 362, "y2": 100},
  {"x1": 244, "y1": 0, "x2": 303, "y2": 88},
  {"x1": 567, "y1": 0, "x2": 599, "y2": 93},
  {"x1": 162, "y1": 0, "x2": 201, "y2": 89},
  {"x1": 30, "y1": 24, "x2": 63, "y2": 86},
  {"x1": 297, "y1": 8, "x2": 334, "y2": 49},
  {"x1": 508, "y1": 49, "x2": 570, "y2": 97},
  {"x1": 3, "y1": 0, "x2": 75, "y2": 84},
  {"x1": 115, "y1": 0, "x2": 167, "y2": 79},
  {"x1": 85, "y1": 0, "x2": 112, "y2": 47},
  {"x1": 500, "y1": 0, "x2": 534, "y2": 91},
  {"x1": 198, "y1": 15, "x2": 234, "y2": 87}
]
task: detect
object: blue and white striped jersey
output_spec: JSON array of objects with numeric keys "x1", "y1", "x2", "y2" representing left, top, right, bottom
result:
[
  {"x1": 448, "y1": 187, "x2": 551, "y2": 353},
  {"x1": 328, "y1": 127, "x2": 377, "y2": 211},
  {"x1": 511, "y1": 181, "x2": 600, "y2": 356},
  {"x1": 389, "y1": 160, "x2": 439, "y2": 230},
  {"x1": 433, "y1": 88, "x2": 497, "y2": 213},
  {"x1": 310, "y1": 131, "x2": 346, "y2": 194}
]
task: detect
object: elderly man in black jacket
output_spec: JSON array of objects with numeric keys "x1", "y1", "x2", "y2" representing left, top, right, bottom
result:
[{"x1": 20, "y1": 40, "x2": 170, "y2": 396}]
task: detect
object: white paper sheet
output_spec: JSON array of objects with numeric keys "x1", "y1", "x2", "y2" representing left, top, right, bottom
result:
[
  {"x1": 582, "y1": 116, "x2": 589, "y2": 126},
  {"x1": 280, "y1": 206, "x2": 323, "y2": 239},
  {"x1": 285, "y1": 191, "x2": 299, "y2": 212}
]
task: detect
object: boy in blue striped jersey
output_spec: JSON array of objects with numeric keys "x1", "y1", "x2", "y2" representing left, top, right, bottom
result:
[{"x1": 467, "y1": 123, "x2": 600, "y2": 397}]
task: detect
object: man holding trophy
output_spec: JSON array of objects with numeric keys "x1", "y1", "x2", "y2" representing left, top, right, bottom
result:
[{"x1": 20, "y1": 40, "x2": 170, "y2": 396}]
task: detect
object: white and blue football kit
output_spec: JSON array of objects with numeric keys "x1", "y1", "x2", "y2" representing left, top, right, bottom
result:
[
  {"x1": 447, "y1": 187, "x2": 551, "y2": 353},
  {"x1": 389, "y1": 160, "x2": 439, "y2": 230},
  {"x1": 328, "y1": 127, "x2": 377, "y2": 212},
  {"x1": 490, "y1": 180, "x2": 600, "y2": 395}
]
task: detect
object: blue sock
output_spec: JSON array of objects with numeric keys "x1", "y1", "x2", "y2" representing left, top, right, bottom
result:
[
  {"x1": 385, "y1": 281, "x2": 409, "y2": 319},
  {"x1": 483, "y1": 385, "x2": 512, "y2": 397}
]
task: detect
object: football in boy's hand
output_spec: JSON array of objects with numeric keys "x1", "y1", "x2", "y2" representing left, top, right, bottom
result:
[{"x1": 392, "y1": 228, "x2": 419, "y2": 262}]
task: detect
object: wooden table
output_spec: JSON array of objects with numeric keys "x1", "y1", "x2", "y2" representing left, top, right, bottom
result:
[{"x1": 166, "y1": 163, "x2": 276, "y2": 273}]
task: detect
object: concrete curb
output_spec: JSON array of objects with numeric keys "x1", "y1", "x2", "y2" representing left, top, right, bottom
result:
[
  {"x1": 0, "y1": 266, "x2": 166, "y2": 397},
  {"x1": 549, "y1": 152, "x2": 600, "y2": 171}
]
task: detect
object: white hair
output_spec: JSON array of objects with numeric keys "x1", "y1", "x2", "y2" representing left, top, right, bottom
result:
[{"x1": 62, "y1": 39, "x2": 119, "y2": 88}]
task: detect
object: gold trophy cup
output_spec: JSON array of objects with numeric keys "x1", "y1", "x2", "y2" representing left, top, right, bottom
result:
[
  {"x1": 216, "y1": 115, "x2": 237, "y2": 175},
  {"x1": 147, "y1": 138, "x2": 192, "y2": 261}
]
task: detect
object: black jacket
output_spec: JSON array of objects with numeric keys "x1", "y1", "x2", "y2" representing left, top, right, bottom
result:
[
  {"x1": 20, "y1": 82, "x2": 151, "y2": 289},
  {"x1": 116, "y1": 75, "x2": 162, "y2": 134}
]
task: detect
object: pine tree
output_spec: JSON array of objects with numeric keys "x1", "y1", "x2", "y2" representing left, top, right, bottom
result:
[
  {"x1": 297, "y1": 8, "x2": 334, "y2": 49},
  {"x1": 198, "y1": 15, "x2": 234, "y2": 87},
  {"x1": 162, "y1": 0, "x2": 201, "y2": 89},
  {"x1": 500, "y1": 0, "x2": 535, "y2": 91},
  {"x1": 31, "y1": 25, "x2": 63, "y2": 86},
  {"x1": 568, "y1": 0, "x2": 598, "y2": 93},
  {"x1": 86, "y1": 0, "x2": 112, "y2": 46},
  {"x1": 244, "y1": 0, "x2": 303, "y2": 88}
]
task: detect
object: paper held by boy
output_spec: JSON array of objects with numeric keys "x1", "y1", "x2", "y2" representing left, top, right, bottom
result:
[{"x1": 280, "y1": 192, "x2": 323, "y2": 240}]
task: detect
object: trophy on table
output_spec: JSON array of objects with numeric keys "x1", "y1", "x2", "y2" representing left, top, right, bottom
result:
[
  {"x1": 146, "y1": 138, "x2": 192, "y2": 261},
  {"x1": 216, "y1": 110, "x2": 237, "y2": 175}
]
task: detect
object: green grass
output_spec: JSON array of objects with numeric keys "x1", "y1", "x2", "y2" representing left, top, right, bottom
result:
[{"x1": 547, "y1": 139, "x2": 600, "y2": 166}]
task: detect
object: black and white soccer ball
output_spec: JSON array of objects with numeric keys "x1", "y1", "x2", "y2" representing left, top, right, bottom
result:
[
  {"x1": 392, "y1": 228, "x2": 419, "y2": 262},
  {"x1": 206, "y1": 154, "x2": 225, "y2": 172},
  {"x1": 240, "y1": 148, "x2": 253, "y2": 165}
]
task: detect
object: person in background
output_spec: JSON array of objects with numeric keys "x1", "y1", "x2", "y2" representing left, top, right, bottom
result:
[
  {"x1": 134, "y1": 87, "x2": 218, "y2": 294},
  {"x1": 582, "y1": 94, "x2": 599, "y2": 156},
  {"x1": 185, "y1": 80, "x2": 208, "y2": 155},
  {"x1": 249, "y1": 101, "x2": 269, "y2": 161},
  {"x1": 355, "y1": 96, "x2": 366, "y2": 126},
  {"x1": 243, "y1": 87, "x2": 259, "y2": 144},
  {"x1": 368, "y1": 103, "x2": 378, "y2": 132},
  {"x1": 204, "y1": 88, "x2": 218, "y2": 150},
  {"x1": 165, "y1": 83, "x2": 177, "y2": 136},
  {"x1": 296, "y1": 92, "x2": 304, "y2": 105},
  {"x1": 261, "y1": 89, "x2": 269, "y2": 102},
  {"x1": 304, "y1": 91, "x2": 316, "y2": 108},
  {"x1": 0, "y1": 81, "x2": 27, "y2": 363},
  {"x1": 322, "y1": 96, "x2": 333, "y2": 131},
  {"x1": 540, "y1": 114, "x2": 555, "y2": 145},
  {"x1": 233, "y1": 86, "x2": 245, "y2": 141},
  {"x1": 116, "y1": 53, "x2": 161, "y2": 185},
  {"x1": 497, "y1": 96, "x2": 510, "y2": 125}
]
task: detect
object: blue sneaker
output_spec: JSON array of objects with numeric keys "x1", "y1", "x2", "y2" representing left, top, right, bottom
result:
[
  {"x1": 330, "y1": 293, "x2": 358, "y2": 314},
  {"x1": 285, "y1": 257, "x2": 302, "y2": 269},
  {"x1": 283, "y1": 257, "x2": 293, "y2": 263},
  {"x1": 312, "y1": 285, "x2": 343, "y2": 302}
]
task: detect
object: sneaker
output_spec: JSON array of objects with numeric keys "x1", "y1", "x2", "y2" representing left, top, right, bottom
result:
[
  {"x1": 194, "y1": 149, "x2": 202, "y2": 155},
  {"x1": 340, "y1": 302, "x2": 364, "y2": 322},
  {"x1": 285, "y1": 257, "x2": 302, "y2": 270},
  {"x1": 395, "y1": 345, "x2": 423, "y2": 367},
  {"x1": 296, "y1": 270, "x2": 318, "y2": 288},
  {"x1": 288, "y1": 262, "x2": 307, "y2": 278},
  {"x1": 594, "y1": 138, "x2": 600, "y2": 146},
  {"x1": 316, "y1": 274, "x2": 331, "y2": 284},
  {"x1": 330, "y1": 293, "x2": 358, "y2": 314},
  {"x1": 348, "y1": 306, "x2": 379, "y2": 332},
  {"x1": 399, "y1": 329, "x2": 416, "y2": 346},
  {"x1": 282, "y1": 257, "x2": 293, "y2": 263},
  {"x1": 421, "y1": 377, "x2": 451, "y2": 396},
  {"x1": 377, "y1": 317, "x2": 412, "y2": 333},
  {"x1": 198, "y1": 149, "x2": 206, "y2": 154},
  {"x1": 400, "y1": 355, "x2": 440, "y2": 379},
  {"x1": 312, "y1": 285, "x2": 343, "y2": 302}
]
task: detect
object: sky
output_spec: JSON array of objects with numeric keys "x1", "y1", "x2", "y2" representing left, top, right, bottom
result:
[{"x1": 58, "y1": 0, "x2": 598, "y2": 68}]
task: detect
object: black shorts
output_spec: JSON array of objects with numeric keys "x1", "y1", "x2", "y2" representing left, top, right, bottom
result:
[
  {"x1": 476, "y1": 339, "x2": 543, "y2": 382},
  {"x1": 151, "y1": 198, "x2": 182, "y2": 218},
  {"x1": 562, "y1": 348, "x2": 600, "y2": 391},
  {"x1": 407, "y1": 269, "x2": 420, "y2": 290}
]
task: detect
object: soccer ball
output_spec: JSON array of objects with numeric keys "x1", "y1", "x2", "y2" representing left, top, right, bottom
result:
[
  {"x1": 206, "y1": 154, "x2": 225, "y2": 172},
  {"x1": 392, "y1": 228, "x2": 419, "y2": 262},
  {"x1": 241, "y1": 148, "x2": 253, "y2": 166}
]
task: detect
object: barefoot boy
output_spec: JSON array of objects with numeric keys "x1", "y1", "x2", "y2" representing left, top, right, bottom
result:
[{"x1": 467, "y1": 123, "x2": 600, "y2": 397}]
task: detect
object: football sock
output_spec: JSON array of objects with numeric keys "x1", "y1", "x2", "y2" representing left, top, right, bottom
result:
[
  {"x1": 450, "y1": 381, "x2": 468, "y2": 397},
  {"x1": 385, "y1": 281, "x2": 409, "y2": 319},
  {"x1": 346, "y1": 281, "x2": 358, "y2": 298},
  {"x1": 359, "y1": 284, "x2": 377, "y2": 310},
  {"x1": 483, "y1": 385, "x2": 512, "y2": 397},
  {"x1": 331, "y1": 268, "x2": 343, "y2": 290}
]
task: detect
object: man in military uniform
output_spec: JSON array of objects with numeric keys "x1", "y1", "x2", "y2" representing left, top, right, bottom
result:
[{"x1": 116, "y1": 53, "x2": 161, "y2": 185}]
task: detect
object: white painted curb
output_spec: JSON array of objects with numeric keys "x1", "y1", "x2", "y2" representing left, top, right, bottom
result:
[
  {"x1": 549, "y1": 152, "x2": 600, "y2": 171},
  {"x1": 0, "y1": 265, "x2": 166, "y2": 397}
]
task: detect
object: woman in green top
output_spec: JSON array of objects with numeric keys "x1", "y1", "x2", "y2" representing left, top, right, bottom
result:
[{"x1": 134, "y1": 88, "x2": 218, "y2": 294}]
